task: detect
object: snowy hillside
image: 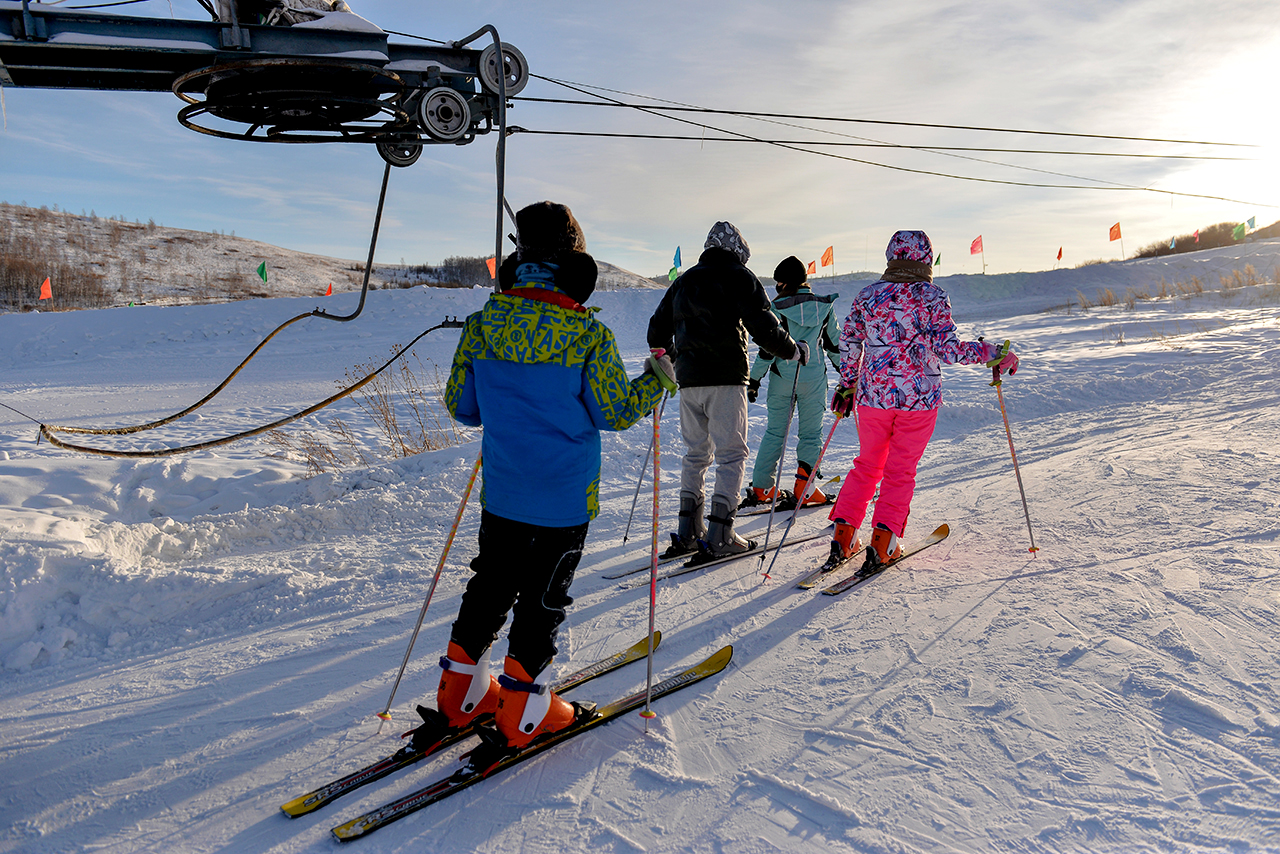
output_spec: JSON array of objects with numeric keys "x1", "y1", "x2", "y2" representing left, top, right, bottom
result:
[
  {"x1": 0, "y1": 202, "x2": 660, "y2": 310},
  {"x1": 1, "y1": 242, "x2": 1279, "y2": 853}
]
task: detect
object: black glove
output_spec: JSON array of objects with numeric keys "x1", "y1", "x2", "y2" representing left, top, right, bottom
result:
[
  {"x1": 747, "y1": 378, "x2": 761, "y2": 403},
  {"x1": 797, "y1": 341, "x2": 810, "y2": 366}
]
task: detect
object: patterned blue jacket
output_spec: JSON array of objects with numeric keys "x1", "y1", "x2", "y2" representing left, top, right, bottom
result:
[{"x1": 446, "y1": 289, "x2": 663, "y2": 526}]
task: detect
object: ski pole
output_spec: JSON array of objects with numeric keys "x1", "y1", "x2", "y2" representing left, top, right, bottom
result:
[
  {"x1": 376, "y1": 450, "x2": 483, "y2": 732},
  {"x1": 762, "y1": 412, "x2": 845, "y2": 580},
  {"x1": 990, "y1": 350, "x2": 1038, "y2": 555},
  {"x1": 758, "y1": 360, "x2": 802, "y2": 571},
  {"x1": 622, "y1": 395, "x2": 667, "y2": 545},
  {"x1": 641, "y1": 392, "x2": 664, "y2": 728}
]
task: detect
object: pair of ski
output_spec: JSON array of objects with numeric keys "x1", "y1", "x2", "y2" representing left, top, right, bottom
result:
[
  {"x1": 793, "y1": 523, "x2": 950, "y2": 595},
  {"x1": 282, "y1": 633, "x2": 732, "y2": 841}
]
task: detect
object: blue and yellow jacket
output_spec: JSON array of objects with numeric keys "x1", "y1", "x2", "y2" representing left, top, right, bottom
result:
[{"x1": 445, "y1": 287, "x2": 663, "y2": 527}]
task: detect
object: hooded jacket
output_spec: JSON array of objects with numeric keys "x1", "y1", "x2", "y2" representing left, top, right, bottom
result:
[
  {"x1": 749, "y1": 286, "x2": 841, "y2": 383},
  {"x1": 838, "y1": 230, "x2": 992, "y2": 411},
  {"x1": 647, "y1": 247, "x2": 796, "y2": 388},
  {"x1": 446, "y1": 278, "x2": 663, "y2": 526}
]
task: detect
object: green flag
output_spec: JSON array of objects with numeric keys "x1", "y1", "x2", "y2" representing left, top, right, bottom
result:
[
  {"x1": 1233, "y1": 222, "x2": 1246, "y2": 241},
  {"x1": 933, "y1": 252, "x2": 941, "y2": 267},
  {"x1": 257, "y1": 261, "x2": 268, "y2": 283}
]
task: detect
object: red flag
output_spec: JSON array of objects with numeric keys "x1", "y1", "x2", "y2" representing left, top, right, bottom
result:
[
  {"x1": 1194, "y1": 229, "x2": 1200, "y2": 243},
  {"x1": 820, "y1": 246, "x2": 834, "y2": 267},
  {"x1": 1109, "y1": 222, "x2": 1122, "y2": 242},
  {"x1": 806, "y1": 261, "x2": 817, "y2": 274},
  {"x1": 1056, "y1": 247, "x2": 1062, "y2": 261},
  {"x1": 324, "y1": 283, "x2": 333, "y2": 296},
  {"x1": 486, "y1": 257, "x2": 497, "y2": 278},
  {"x1": 39, "y1": 277, "x2": 52, "y2": 300},
  {"x1": 970, "y1": 235, "x2": 983, "y2": 255}
]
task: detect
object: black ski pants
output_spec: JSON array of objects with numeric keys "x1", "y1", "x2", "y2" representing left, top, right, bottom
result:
[{"x1": 450, "y1": 510, "x2": 589, "y2": 679}]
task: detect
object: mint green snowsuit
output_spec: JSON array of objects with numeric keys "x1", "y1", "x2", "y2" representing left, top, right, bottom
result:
[{"x1": 749, "y1": 288, "x2": 842, "y2": 490}]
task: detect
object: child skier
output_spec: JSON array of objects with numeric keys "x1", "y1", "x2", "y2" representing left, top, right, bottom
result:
[
  {"x1": 743, "y1": 255, "x2": 841, "y2": 509},
  {"x1": 827, "y1": 230, "x2": 1018, "y2": 569},
  {"x1": 424, "y1": 201, "x2": 671, "y2": 751}
]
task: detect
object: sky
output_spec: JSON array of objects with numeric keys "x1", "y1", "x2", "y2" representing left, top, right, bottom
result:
[{"x1": 2, "y1": 0, "x2": 1279, "y2": 278}]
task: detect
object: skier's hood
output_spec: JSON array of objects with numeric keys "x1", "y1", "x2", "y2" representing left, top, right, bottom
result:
[
  {"x1": 478, "y1": 291, "x2": 599, "y2": 365},
  {"x1": 773, "y1": 288, "x2": 838, "y2": 327}
]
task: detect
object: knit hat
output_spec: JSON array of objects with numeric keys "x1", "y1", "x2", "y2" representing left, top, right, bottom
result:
[
  {"x1": 704, "y1": 221, "x2": 750, "y2": 264},
  {"x1": 773, "y1": 256, "x2": 807, "y2": 287},
  {"x1": 885, "y1": 230, "x2": 933, "y2": 264}
]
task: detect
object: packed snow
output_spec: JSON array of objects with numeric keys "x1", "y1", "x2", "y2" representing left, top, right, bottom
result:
[{"x1": 2, "y1": 240, "x2": 1279, "y2": 853}]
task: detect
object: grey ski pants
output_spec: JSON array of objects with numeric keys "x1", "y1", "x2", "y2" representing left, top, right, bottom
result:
[{"x1": 677, "y1": 384, "x2": 749, "y2": 508}]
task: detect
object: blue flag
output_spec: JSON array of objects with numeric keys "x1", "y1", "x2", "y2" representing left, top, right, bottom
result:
[
  {"x1": 1248, "y1": 216, "x2": 1256, "y2": 230},
  {"x1": 668, "y1": 246, "x2": 682, "y2": 282}
]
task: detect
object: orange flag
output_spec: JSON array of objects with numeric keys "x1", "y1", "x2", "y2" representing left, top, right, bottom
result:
[
  {"x1": 324, "y1": 283, "x2": 333, "y2": 296},
  {"x1": 806, "y1": 261, "x2": 817, "y2": 274},
  {"x1": 1056, "y1": 247, "x2": 1063, "y2": 261},
  {"x1": 39, "y1": 277, "x2": 52, "y2": 300},
  {"x1": 970, "y1": 235, "x2": 983, "y2": 255},
  {"x1": 820, "y1": 246, "x2": 834, "y2": 267},
  {"x1": 486, "y1": 257, "x2": 497, "y2": 278},
  {"x1": 1109, "y1": 223, "x2": 1122, "y2": 241}
]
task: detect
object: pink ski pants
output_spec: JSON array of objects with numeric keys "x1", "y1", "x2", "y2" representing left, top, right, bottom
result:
[{"x1": 830, "y1": 405, "x2": 938, "y2": 537}]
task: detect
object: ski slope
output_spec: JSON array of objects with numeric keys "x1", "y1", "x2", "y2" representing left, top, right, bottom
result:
[{"x1": 2, "y1": 242, "x2": 1279, "y2": 853}]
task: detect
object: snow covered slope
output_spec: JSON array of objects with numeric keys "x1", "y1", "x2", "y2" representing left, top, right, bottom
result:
[{"x1": 1, "y1": 244, "x2": 1279, "y2": 853}]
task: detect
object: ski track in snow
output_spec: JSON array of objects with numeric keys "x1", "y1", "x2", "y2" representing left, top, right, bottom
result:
[{"x1": 2, "y1": 242, "x2": 1280, "y2": 852}]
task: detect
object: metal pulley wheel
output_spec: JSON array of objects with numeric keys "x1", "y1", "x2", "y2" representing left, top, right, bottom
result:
[
  {"x1": 376, "y1": 138, "x2": 423, "y2": 167},
  {"x1": 417, "y1": 87, "x2": 471, "y2": 141},
  {"x1": 478, "y1": 42, "x2": 529, "y2": 97}
]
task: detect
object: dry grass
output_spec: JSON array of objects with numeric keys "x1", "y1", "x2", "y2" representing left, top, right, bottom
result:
[{"x1": 264, "y1": 349, "x2": 471, "y2": 475}]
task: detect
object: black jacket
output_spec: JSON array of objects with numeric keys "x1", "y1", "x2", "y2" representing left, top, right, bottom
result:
[{"x1": 647, "y1": 247, "x2": 797, "y2": 388}]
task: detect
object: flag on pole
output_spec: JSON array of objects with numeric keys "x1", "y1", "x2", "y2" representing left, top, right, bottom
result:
[
  {"x1": 1056, "y1": 247, "x2": 1063, "y2": 261},
  {"x1": 1170, "y1": 237, "x2": 1176, "y2": 249},
  {"x1": 486, "y1": 257, "x2": 496, "y2": 278},
  {"x1": 933, "y1": 252, "x2": 941, "y2": 267},
  {"x1": 39, "y1": 277, "x2": 52, "y2": 300},
  {"x1": 1194, "y1": 229, "x2": 1199, "y2": 243},
  {"x1": 324, "y1": 283, "x2": 333, "y2": 296},
  {"x1": 970, "y1": 235, "x2": 983, "y2": 255},
  {"x1": 1233, "y1": 222, "x2": 1246, "y2": 240},
  {"x1": 256, "y1": 261, "x2": 268, "y2": 283},
  {"x1": 821, "y1": 246, "x2": 834, "y2": 267},
  {"x1": 1248, "y1": 216, "x2": 1256, "y2": 230},
  {"x1": 806, "y1": 260, "x2": 816, "y2": 274},
  {"x1": 668, "y1": 246, "x2": 682, "y2": 282},
  {"x1": 1109, "y1": 223, "x2": 1122, "y2": 242}
]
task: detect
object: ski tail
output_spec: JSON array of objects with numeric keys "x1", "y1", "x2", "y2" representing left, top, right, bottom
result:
[
  {"x1": 330, "y1": 646, "x2": 733, "y2": 841},
  {"x1": 280, "y1": 631, "x2": 661, "y2": 818}
]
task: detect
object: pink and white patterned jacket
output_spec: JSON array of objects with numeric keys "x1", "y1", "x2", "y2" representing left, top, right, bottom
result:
[{"x1": 838, "y1": 279, "x2": 993, "y2": 411}]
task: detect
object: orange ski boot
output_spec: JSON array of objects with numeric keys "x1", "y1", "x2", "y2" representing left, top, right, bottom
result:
[
  {"x1": 436, "y1": 642, "x2": 500, "y2": 728},
  {"x1": 794, "y1": 462, "x2": 828, "y2": 507},
  {"x1": 495, "y1": 657, "x2": 593, "y2": 749},
  {"x1": 824, "y1": 520, "x2": 863, "y2": 569},
  {"x1": 866, "y1": 522, "x2": 902, "y2": 567}
]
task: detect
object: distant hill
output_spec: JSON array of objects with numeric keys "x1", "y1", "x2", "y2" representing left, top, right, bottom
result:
[{"x1": 0, "y1": 203, "x2": 660, "y2": 312}]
